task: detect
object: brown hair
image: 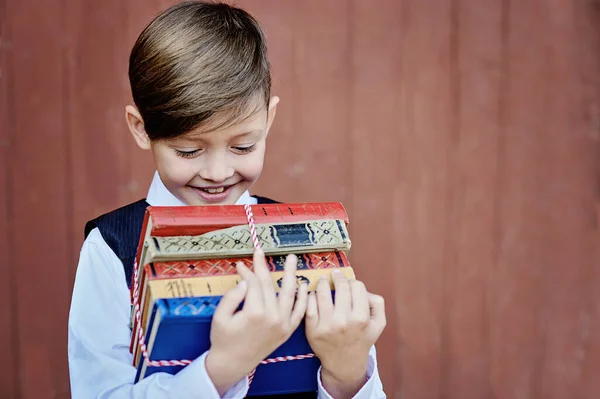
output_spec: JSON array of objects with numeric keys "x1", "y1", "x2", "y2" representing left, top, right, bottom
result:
[{"x1": 128, "y1": 1, "x2": 271, "y2": 140}]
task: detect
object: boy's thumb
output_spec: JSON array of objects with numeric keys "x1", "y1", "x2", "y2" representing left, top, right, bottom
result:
[{"x1": 214, "y1": 280, "x2": 248, "y2": 319}]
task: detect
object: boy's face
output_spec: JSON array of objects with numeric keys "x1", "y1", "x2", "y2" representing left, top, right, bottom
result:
[{"x1": 126, "y1": 96, "x2": 279, "y2": 206}]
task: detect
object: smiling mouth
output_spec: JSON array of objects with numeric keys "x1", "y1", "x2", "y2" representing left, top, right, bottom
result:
[
  {"x1": 189, "y1": 183, "x2": 238, "y2": 201},
  {"x1": 199, "y1": 187, "x2": 226, "y2": 194}
]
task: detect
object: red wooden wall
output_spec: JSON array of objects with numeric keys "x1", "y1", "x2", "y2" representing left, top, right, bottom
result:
[{"x1": 2, "y1": 0, "x2": 600, "y2": 398}]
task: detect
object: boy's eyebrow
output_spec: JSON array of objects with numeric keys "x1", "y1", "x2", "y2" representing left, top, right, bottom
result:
[{"x1": 230, "y1": 129, "x2": 263, "y2": 138}]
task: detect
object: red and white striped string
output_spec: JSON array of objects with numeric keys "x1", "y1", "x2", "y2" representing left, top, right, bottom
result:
[{"x1": 131, "y1": 204, "x2": 314, "y2": 384}]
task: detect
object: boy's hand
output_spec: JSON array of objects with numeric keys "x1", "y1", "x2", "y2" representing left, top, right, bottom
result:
[
  {"x1": 205, "y1": 249, "x2": 308, "y2": 396},
  {"x1": 305, "y1": 269, "x2": 386, "y2": 399}
]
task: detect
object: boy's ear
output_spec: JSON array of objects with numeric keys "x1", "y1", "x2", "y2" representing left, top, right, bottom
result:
[
  {"x1": 125, "y1": 105, "x2": 152, "y2": 150},
  {"x1": 265, "y1": 96, "x2": 280, "y2": 136}
]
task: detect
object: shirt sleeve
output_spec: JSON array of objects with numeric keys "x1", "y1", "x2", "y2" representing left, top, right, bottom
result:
[
  {"x1": 67, "y1": 228, "x2": 248, "y2": 399},
  {"x1": 316, "y1": 346, "x2": 386, "y2": 399}
]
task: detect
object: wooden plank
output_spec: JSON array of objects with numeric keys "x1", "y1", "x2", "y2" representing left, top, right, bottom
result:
[
  {"x1": 532, "y1": 2, "x2": 600, "y2": 398},
  {"x1": 578, "y1": 1, "x2": 600, "y2": 397},
  {"x1": 488, "y1": 1, "x2": 552, "y2": 397},
  {"x1": 347, "y1": 0, "x2": 401, "y2": 395},
  {"x1": 10, "y1": 0, "x2": 71, "y2": 396},
  {"x1": 0, "y1": 0, "x2": 18, "y2": 396},
  {"x1": 441, "y1": 1, "x2": 503, "y2": 397},
  {"x1": 393, "y1": 1, "x2": 453, "y2": 398}
]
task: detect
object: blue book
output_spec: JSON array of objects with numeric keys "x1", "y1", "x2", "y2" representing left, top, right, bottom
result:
[{"x1": 135, "y1": 296, "x2": 322, "y2": 396}]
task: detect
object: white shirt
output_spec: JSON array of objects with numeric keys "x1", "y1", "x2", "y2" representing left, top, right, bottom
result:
[{"x1": 68, "y1": 171, "x2": 386, "y2": 398}]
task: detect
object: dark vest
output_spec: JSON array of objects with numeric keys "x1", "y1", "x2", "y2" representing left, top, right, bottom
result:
[{"x1": 84, "y1": 196, "x2": 317, "y2": 399}]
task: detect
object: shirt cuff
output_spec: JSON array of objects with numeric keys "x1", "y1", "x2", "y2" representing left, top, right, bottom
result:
[
  {"x1": 168, "y1": 351, "x2": 249, "y2": 399},
  {"x1": 316, "y1": 350, "x2": 378, "y2": 399}
]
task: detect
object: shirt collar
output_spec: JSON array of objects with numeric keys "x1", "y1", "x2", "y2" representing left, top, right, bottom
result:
[{"x1": 145, "y1": 171, "x2": 257, "y2": 206}]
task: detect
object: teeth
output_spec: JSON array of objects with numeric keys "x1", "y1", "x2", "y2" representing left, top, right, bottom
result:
[{"x1": 204, "y1": 187, "x2": 225, "y2": 194}]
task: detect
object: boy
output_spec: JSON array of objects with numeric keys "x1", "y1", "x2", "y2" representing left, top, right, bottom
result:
[{"x1": 68, "y1": 2, "x2": 387, "y2": 398}]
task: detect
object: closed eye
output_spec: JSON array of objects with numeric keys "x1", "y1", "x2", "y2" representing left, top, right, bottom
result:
[
  {"x1": 232, "y1": 144, "x2": 257, "y2": 154},
  {"x1": 175, "y1": 149, "x2": 200, "y2": 158}
]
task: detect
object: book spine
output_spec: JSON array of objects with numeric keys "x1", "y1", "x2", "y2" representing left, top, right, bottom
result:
[
  {"x1": 147, "y1": 267, "x2": 355, "y2": 298},
  {"x1": 148, "y1": 202, "x2": 348, "y2": 236},
  {"x1": 148, "y1": 251, "x2": 350, "y2": 278},
  {"x1": 143, "y1": 219, "x2": 351, "y2": 265}
]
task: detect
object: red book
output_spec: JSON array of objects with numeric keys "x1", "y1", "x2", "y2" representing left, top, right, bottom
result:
[{"x1": 146, "y1": 202, "x2": 347, "y2": 237}]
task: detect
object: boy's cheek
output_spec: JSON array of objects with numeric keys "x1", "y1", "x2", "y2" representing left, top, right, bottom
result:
[
  {"x1": 156, "y1": 158, "x2": 195, "y2": 188},
  {"x1": 239, "y1": 160, "x2": 263, "y2": 183}
]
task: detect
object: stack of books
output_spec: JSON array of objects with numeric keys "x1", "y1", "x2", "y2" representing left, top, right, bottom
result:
[{"x1": 128, "y1": 202, "x2": 355, "y2": 396}]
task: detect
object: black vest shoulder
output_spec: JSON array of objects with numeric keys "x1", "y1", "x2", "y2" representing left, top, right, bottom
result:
[{"x1": 84, "y1": 198, "x2": 150, "y2": 287}]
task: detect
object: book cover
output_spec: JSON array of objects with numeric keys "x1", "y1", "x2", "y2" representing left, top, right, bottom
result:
[
  {"x1": 136, "y1": 296, "x2": 322, "y2": 396},
  {"x1": 140, "y1": 219, "x2": 351, "y2": 266}
]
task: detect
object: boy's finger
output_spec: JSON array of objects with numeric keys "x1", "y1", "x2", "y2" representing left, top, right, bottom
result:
[
  {"x1": 237, "y1": 261, "x2": 264, "y2": 310},
  {"x1": 213, "y1": 280, "x2": 248, "y2": 322},
  {"x1": 350, "y1": 280, "x2": 369, "y2": 320},
  {"x1": 368, "y1": 293, "x2": 387, "y2": 333},
  {"x1": 289, "y1": 282, "x2": 308, "y2": 328},
  {"x1": 252, "y1": 249, "x2": 277, "y2": 313},
  {"x1": 316, "y1": 275, "x2": 334, "y2": 321},
  {"x1": 278, "y1": 254, "x2": 299, "y2": 317},
  {"x1": 332, "y1": 269, "x2": 351, "y2": 316},
  {"x1": 253, "y1": 250, "x2": 275, "y2": 292},
  {"x1": 305, "y1": 291, "x2": 319, "y2": 331}
]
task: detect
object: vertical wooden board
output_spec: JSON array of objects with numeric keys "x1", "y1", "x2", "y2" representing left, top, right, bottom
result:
[
  {"x1": 10, "y1": 0, "x2": 71, "y2": 396},
  {"x1": 393, "y1": 1, "x2": 452, "y2": 398},
  {"x1": 578, "y1": 1, "x2": 600, "y2": 397},
  {"x1": 253, "y1": 0, "x2": 351, "y2": 204},
  {"x1": 442, "y1": 1, "x2": 502, "y2": 397},
  {"x1": 489, "y1": 1, "x2": 548, "y2": 397},
  {"x1": 0, "y1": 0, "x2": 17, "y2": 397},
  {"x1": 534, "y1": 2, "x2": 599, "y2": 398},
  {"x1": 347, "y1": 0, "x2": 401, "y2": 395}
]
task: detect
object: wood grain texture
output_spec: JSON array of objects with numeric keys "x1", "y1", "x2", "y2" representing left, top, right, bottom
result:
[
  {"x1": 347, "y1": 0, "x2": 401, "y2": 394},
  {"x1": 9, "y1": 0, "x2": 71, "y2": 396},
  {"x1": 578, "y1": 2, "x2": 600, "y2": 398},
  {"x1": 441, "y1": 1, "x2": 502, "y2": 397},
  {"x1": 0, "y1": 0, "x2": 17, "y2": 396},
  {"x1": 534, "y1": 2, "x2": 599, "y2": 398},
  {"x1": 393, "y1": 1, "x2": 453, "y2": 397}
]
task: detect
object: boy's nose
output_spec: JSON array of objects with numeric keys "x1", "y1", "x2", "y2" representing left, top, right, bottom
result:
[{"x1": 198, "y1": 159, "x2": 235, "y2": 183}]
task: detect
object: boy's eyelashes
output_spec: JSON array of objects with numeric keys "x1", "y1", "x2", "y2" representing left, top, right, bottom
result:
[
  {"x1": 233, "y1": 144, "x2": 257, "y2": 154},
  {"x1": 173, "y1": 144, "x2": 257, "y2": 159},
  {"x1": 174, "y1": 149, "x2": 200, "y2": 158}
]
